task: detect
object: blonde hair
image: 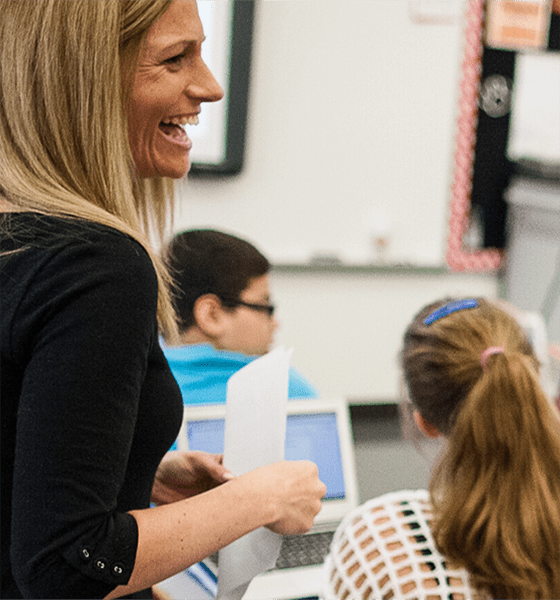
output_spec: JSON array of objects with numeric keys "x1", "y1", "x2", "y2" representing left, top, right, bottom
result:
[
  {"x1": 402, "y1": 298, "x2": 560, "y2": 598},
  {"x1": 0, "y1": 0, "x2": 178, "y2": 339}
]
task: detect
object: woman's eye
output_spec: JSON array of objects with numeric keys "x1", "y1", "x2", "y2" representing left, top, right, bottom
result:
[
  {"x1": 166, "y1": 53, "x2": 187, "y2": 66},
  {"x1": 164, "y1": 43, "x2": 198, "y2": 67}
]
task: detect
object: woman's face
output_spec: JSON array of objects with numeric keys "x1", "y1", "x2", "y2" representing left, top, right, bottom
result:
[{"x1": 128, "y1": 0, "x2": 223, "y2": 178}]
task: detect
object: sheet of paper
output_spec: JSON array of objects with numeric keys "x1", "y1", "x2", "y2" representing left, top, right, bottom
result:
[{"x1": 216, "y1": 347, "x2": 292, "y2": 600}]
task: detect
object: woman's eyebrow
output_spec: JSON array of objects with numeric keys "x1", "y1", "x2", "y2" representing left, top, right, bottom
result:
[{"x1": 157, "y1": 35, "x2": 207, "y2": 56}]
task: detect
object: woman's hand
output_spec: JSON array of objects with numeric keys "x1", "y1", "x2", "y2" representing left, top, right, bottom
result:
[
  {"x1": 242, "y1": 460, "x2": 327, "y2": 535},
  {"x1": 151, "y1": 450, "x2": 234, "y2": 505},
  {"x1": 111, "y1": 459, "x2": 325, "y2": 597}
]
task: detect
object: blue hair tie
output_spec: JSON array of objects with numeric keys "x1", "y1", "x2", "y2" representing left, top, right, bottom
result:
[{"x1": 424, "y1": 299, "x2": 478, "y2": 325}]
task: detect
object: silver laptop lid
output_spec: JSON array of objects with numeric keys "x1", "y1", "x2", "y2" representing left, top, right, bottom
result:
[{"x1": 178, "y1": 397, "x2": 358, "y2": 524}]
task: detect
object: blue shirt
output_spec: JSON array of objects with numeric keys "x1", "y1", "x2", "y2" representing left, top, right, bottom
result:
[{"x1": 162, "y1": 343, "x2": 319, "y2": 405}]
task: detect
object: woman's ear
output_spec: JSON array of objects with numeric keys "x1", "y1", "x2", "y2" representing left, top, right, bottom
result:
[
  {"x1": 413, "y1": 410, "x2": 442, "y2": 439},
  {"x1": 193, "y1": 294, "x2": 227, "y2": 338}
]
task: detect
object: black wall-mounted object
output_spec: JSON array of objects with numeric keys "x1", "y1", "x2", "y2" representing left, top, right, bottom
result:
[{"x1": 471, "y1": 9, "x2": 560, "y2": 248}]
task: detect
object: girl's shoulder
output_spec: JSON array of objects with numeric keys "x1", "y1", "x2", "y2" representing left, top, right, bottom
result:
[{"x1": 323, "y1": 489, "x2": 481, "y2": 600}]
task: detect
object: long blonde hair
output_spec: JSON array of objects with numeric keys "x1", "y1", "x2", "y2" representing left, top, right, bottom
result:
[
  {"x1": 402, "y1": 298, "x2": 560, "y2": 599},
  {"x1": 0, "y1": 0, "x2": 178, "y2": 339}
]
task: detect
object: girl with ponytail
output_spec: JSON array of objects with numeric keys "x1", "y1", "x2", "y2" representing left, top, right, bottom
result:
[{"x1": 323, "y1": 297, "x2": 560, "y2": 599}]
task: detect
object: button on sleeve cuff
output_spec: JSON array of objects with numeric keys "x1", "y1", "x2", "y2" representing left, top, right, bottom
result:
[{"x1": 63, "y1": 512, "x2": 139, "y2": 587}]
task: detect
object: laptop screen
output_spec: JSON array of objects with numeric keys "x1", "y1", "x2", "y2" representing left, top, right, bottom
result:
[{"x1": 186, "y1": 411, "x2": 346, "y2": 500}]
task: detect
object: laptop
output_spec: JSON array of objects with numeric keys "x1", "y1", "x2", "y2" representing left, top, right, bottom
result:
[{"x1": 177, "y1": 397, "x2": 359, "y2": 600}]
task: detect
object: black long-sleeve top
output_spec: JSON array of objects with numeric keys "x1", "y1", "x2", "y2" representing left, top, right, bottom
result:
[{"x1": 1, "y1": 213, "x2": 183, "y2": 599}]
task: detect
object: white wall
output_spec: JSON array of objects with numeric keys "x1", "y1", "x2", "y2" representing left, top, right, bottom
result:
[
  {"x1": 270, "y1": 268, "x2": 496, "y2": 400},
  {"x1": 174, "y1": 1, "x2": 498, "y2": 400}
]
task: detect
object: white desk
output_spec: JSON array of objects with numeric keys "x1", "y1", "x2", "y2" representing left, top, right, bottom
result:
[
  {"x1": 159, "y1": 564, "x2": 322, "y2": 600},
  {"x1": 243, "y1": 565, "x2": 322, "y2": 600}
]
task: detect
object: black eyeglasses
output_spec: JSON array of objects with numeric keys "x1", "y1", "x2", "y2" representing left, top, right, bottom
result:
[{"x1": 221, "y1": 298, "x2": 276, "y2": 317}]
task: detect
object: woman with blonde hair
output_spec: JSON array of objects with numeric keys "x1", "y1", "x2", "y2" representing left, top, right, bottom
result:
[
  {"x1": 322, "y1": 297, "x2": 560, "y2": 599},
  {"x1": 0, "y1": 2, "x2": 326, "y2": 599}
]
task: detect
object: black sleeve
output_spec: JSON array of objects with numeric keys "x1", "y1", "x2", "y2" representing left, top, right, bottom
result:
[{"x1": 9, "y1": 233, "x2": 158, "y2": 599}]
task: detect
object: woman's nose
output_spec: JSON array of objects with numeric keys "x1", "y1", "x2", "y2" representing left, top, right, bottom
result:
[{"x1": 186, "y1": 59, "x2": 224, "y2": 103}]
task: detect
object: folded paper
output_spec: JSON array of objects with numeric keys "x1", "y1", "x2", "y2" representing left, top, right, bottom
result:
[{"x1": 216, "y1": 347, "x2": 292, "y2": 600}]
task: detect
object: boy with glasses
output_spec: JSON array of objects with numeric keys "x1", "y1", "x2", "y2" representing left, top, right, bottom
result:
[{"x1": 161, "y1": 229, "x2": 318, "y2": 406}]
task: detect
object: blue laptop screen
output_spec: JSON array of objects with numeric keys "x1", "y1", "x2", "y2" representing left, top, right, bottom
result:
[{"x1": 186, "y1": 412, "x2": 346, "y2": 500}]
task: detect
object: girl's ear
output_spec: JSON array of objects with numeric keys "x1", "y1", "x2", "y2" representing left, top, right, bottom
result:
[
  {"x1": 413, "y1": 410, "x2": 442, "y2": 439},
  {"x1": 193, "y1": 294, "x2": 227, "y2": 338}
]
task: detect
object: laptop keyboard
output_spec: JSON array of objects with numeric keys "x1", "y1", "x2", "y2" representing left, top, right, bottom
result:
[
  {"x1": 274, "y1": 531, "x2": 334, "y2": 570},
  {"x1": 209, "y1": 530, "x2": 335, "y2": 571}
]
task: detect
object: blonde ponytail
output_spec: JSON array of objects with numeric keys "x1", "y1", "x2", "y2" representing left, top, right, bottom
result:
[
  {"x1": 431, "y1": 352, "x2": 560, "y2": 598},
  {"x1": 402, "y1": 298, "x2": 560, "y2": 598}
]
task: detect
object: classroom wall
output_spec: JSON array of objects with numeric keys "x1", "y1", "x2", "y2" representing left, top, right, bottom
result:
[
  {"x1": 270, "y1": 267, "x2": 496, "y2": 400},
  {"x1": 174, "y1": 1, "x2": 499, "y2": 401}
]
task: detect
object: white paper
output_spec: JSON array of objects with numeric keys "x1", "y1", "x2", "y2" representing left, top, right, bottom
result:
[
  {"x1": 508, "y1": 52, "x2": 560, "y2": 164},
  {"x1": 216, "y1": 347, "x2": 292, "y2": 600}
]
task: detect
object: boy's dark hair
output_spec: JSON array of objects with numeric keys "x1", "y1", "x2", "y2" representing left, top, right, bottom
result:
[{"x1": 165, "y1": 229, "x2": 270, "y2": 332}]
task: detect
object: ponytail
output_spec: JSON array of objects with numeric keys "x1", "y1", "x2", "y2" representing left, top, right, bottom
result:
[{"x1": 431, "y1": 351, "x2": 560, "y2": 599}]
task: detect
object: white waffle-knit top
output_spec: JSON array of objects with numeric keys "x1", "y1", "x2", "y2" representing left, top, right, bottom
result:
[{"x1": 322, "y1": 489, "x2": 484, "y2": 600}]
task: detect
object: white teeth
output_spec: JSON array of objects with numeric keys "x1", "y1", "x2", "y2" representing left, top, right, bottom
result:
[{"x1": 161, "y1": 115, "x2": 199, "y2": 126}]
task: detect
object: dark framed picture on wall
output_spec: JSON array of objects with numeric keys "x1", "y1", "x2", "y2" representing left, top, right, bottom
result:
[{"x1": 190, "y1": 1, "x2": 254, "y2": 175}]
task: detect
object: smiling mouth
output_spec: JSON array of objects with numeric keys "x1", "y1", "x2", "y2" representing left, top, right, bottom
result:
[{"x1": 159, "y1": 115, "x2": 199, "y2": 144}]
